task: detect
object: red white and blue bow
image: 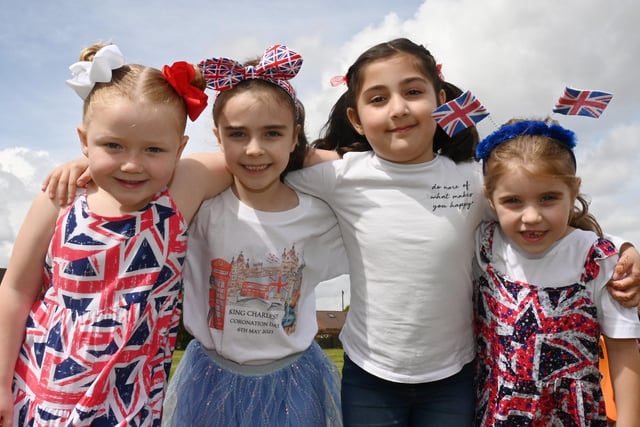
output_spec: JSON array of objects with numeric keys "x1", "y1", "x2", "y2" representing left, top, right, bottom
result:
[
  {"x1": 552, "y1": 86, "x2": 613, "y2": 118},
  {"x1": 198, "y1": 44, "x2": 303, "y2": 100}
]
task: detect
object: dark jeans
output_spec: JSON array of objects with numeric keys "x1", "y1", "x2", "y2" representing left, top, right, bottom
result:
[{"x1": 341, "y1": 353, "x2": 474, "y2": 427}]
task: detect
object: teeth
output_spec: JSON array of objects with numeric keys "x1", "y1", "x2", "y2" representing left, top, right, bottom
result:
[{"x1": 244, "y1": 165, "x2": 268, "y2": 171}]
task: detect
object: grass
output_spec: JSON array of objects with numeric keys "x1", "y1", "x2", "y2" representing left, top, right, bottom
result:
[{"x1": 169, "y1": 347, "x2": 344, "y2": 380}]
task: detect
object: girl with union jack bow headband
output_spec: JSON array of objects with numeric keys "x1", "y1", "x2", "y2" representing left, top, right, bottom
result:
[
  {"x1": 284, "y1": 38, "x2": 640, "y2": 427},
  {"x1": 473, "y1": 118, "x2": 640, "y2": 426},
  {"x1": 0, "y1": 42, "x2": 234, "y2": 427},
  {"x1": 158, "y1": 46, "x2": 346, "y2": 427}
]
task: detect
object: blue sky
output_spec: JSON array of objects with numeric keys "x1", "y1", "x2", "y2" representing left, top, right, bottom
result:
[{"x1": 1, "y1": 0, "x2": 639, "y2": 309}]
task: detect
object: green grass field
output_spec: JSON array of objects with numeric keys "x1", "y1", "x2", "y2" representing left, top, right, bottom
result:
[{"x1": 170, "y1": 348, "x2": 344, "y2": 380}]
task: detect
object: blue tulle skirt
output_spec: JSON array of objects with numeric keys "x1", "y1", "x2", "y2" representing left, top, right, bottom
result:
[{"x1": 162, "y1": 340, "x2": 342, "y2": 427}]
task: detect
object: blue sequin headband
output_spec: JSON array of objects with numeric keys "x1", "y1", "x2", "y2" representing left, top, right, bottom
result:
[{"x1": 476, "y1": 120, "x2": 577, "y2": 168}]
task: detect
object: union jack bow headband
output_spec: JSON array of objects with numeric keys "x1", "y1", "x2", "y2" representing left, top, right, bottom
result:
[
  {"x1": 198, "y1": 44, "x2": 303, "y2": 100},
  {"x1": 66, "y1": 44, "x2": 126, "y2": 100}
]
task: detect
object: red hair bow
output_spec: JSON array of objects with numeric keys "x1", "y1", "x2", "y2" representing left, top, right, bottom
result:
[
  {"x1": 162, "y1": 61, "x2": 208, "y2": 121},
  {"x1": 198, "y1": 44, "x2": 302, "y2": 100}
]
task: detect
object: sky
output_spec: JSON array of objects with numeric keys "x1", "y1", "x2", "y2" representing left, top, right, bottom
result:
[{"x1": 1, "y1": 0, "x2": 639, "y2": 310}]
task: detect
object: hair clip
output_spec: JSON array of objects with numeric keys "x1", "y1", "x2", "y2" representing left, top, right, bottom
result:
[
  {"x1": 199, "y1": 44, "x2": 302, "y2": 101},
  {"x1": 66, "y1": 44, "x2": 125, "y2": 100},
  {"x1": 162, "y1": 62, "x2": 208, "y2": 121},
  {"x1": 476, "y1": 120, "x2": 576, "y2": 162},
  {"x1": 330, "y1": 75, "x2": 348, "y2": 87}
]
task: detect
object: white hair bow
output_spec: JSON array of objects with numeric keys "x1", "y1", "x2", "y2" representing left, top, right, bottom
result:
[{"x1": 66, "y1": 44, "x2": 126, "y2": 99}]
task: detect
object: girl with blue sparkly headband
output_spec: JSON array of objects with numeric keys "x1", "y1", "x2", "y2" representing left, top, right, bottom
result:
[{"x1": 473, "y1": 118, "x2": 640, "y2": 426}]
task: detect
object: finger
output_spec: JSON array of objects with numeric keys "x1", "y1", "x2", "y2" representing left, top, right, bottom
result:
[{"x1": 56, "y1": 172, "x2": 71, "y2": 206}]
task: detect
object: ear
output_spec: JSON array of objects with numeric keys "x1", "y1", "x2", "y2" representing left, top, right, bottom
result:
[
  {"x1": 213, "y1": 127, "x2": 223, "y2": 152},
  {"x1": 347, "y1": 107, "x2": 364, "y2": 135},
  {"x1": 572, "y1": 177, "x2": 582, "y2": 200},
  {"x1": 483, "y1": 186, "x2": 496, "y2": 211},
  {"x1": 438, "y1": 89, "x2": 446, "y2": 105},
  {"x1": 177, "y1": 135, "x2": 189, "y2": 158},
  {"x1": 77, "y1": 126, "x2": 89, "y2": 157},
  {"x1": 290, "y1": 124, "x2": 301, "y2": 153}
]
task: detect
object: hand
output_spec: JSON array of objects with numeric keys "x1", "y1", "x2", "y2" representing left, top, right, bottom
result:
[
  {"x1": 608, "y1": 243, "x2": 640, "y2": 307},
  {"x1": 0, "y1": 386, "x2": 14, "y2": 427},
  {"x1": 41, "y1": 157, "x2": 91, "y2": 206}
]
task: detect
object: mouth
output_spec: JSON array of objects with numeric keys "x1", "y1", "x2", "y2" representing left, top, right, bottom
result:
[
  {"x1": 389, "y1": 123, "x2": 416, "y2": 134},
  {"x1": 243, "y1": 164, "x2": 270, "y2": 172},
  {"x1": 520, "y1": 230, "x2": 546, "y2": 242},
  {"x1": 115, "y1": 178, "x2": 147, "y2": 187}
]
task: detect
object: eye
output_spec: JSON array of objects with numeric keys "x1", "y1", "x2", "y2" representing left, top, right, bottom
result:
[
  {"x1": 227, "y1": 130, "x2": 246, "y2": 139},
  {"x1": 146, "y1": 146, "x2": 164, "y2": 153},
  {"x1": 103, "y1": 142, "x2": 122, "y2": 150},
  {"x1": 265, "y1": 130, "x2": 284, "y2": 138},
  {"x1": 368, "y1": 94, "x2": 387, "y2": 104},
  {"x1": 406, "y1": 88, "x2": 424, "y2": 96},
  {"x1": 541, "y1": 193, "x2": 560, "y2": 202},
  {"x1": 501, "y1": 197, "x2": 521, "y2": 205}
]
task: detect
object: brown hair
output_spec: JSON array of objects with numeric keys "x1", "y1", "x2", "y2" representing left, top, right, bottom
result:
[
  {"x1": 211, "y1": 57, "x2": 306, "y2": 180},
  {"x1": 483, "y1": 118, "x2": 602, "y2": 235}
]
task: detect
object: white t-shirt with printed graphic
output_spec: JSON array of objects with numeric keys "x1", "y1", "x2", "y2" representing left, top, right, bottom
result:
[
  {"x1": 286, "y1": 151, "x2": 491, "y2": 383},
  {"x1": 183, "y1": 188, "x2": 348, "y2": 365}
]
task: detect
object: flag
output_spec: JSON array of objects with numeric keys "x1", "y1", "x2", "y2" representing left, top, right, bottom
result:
[
  {"x1": 432, "y1": 91, "x2": 489, "y2": 137},
  {"x1": 552, "y1": 86, "x2": 613, "y2": 118}
]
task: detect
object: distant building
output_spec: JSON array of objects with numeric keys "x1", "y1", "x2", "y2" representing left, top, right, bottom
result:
[{"x1": 315, "y1": 310, "x2": 347, "y2": 348}]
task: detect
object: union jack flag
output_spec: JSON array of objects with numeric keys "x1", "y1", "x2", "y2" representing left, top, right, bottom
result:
[
  {"x1": 552, "y1": 86, "x2": 613, "y2": 118},
  {"x1": 432, "y1": 91, "x2": 489, "y2": 137}
]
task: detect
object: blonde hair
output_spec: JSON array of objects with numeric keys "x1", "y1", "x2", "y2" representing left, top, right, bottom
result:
[
  {"x1": 80, "y1": 43, "x2": 205, "y2": 131},
  {"x1": 483, "y1": 118, "x2": 603, "y2": 236}
]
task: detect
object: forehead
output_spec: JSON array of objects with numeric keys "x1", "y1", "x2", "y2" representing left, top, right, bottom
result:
[{"x1": 358, "y1": 54, "x2": 432, "y2": 89}]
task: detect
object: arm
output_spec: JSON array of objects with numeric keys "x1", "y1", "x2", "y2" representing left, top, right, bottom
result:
[
  {"x1": 41, "y1": 156, "x2": 91, "y2": 206},
  {"x1": 168, "y1": 152, "x2": 233, "y2": 224},
  {"x1": 0, "y1": 193, "x2": 60, "y2": 426},
  {"x1": 608, "y1": 243, "x2": 640, "y2": 307},
  {"x1": 603, "y1": 336, "x2": 640, "y2": 426},
  {"x1": 303, "y1": 147, "x2": 340, "y2": 167}
]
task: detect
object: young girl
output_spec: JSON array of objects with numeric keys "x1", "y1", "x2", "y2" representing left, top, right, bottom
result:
[
  {"x1": 473, "y1": 118, "x2": 640, "y2": 426},
  {"x1": 160, "y1": 47, "x2": 347, "y2": 426},
  {"x1": 0, "y1": 43, "x2": 231, "y2": 426},
  {"x1": 285, "y1": 38, "x2": 640, "y2": 426}
]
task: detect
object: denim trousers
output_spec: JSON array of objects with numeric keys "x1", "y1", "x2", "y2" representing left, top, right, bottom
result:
[{"x1": 341, "y1": 353, "x2": 474, "y2": 427}]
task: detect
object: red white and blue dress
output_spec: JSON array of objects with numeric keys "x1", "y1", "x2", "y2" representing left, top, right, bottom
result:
[
  {"x1": 473, "y1": 221, "x2": 640, "y2": 427},
  {"x1": 12, "y1": 189, "x2": 187, "y2": 427}
]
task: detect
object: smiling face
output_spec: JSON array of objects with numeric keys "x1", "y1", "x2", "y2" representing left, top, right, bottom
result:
[
  {"x1": 346, "y1": 53, "x2": 445, "y2": 164},
  {"x1": 214, "y1": 89, "x2": 299, "y2": 209},
  {"x1": 78, "y1": 97, "x2": 187, "y2": 214},
  {"x1": 488, "y1": 166, "x2": 577, "y2": 255}
]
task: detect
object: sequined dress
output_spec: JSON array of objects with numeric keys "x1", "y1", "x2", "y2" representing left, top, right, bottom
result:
[
  {"x1": 474, "y1": 222, "x2": 612, "y2": 427},
  {"x1": 12, "y1": 189, "x2": 187, "y2": 426}
]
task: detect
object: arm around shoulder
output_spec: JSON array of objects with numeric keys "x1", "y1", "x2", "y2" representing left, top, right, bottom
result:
[{"x1": 169, "y1": 152, "x2": 233, "y2": 224}]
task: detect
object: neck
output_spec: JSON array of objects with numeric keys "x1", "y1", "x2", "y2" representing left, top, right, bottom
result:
[{"x1": 231, "y1": 180, "x2": 298, "y2": 212}]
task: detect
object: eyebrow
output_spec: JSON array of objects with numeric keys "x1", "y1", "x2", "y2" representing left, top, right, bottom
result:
[{"x1": 361, "y1": 76, "x2": 430, "y2": 94}]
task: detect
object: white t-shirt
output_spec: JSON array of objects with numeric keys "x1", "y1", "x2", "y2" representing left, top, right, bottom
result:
[
  {"x1": 183, "y1": 188, "x2": 348, "y2": 365},
  {"x1": 475, "y1": 224, "x2": 640, "y2": 339},
  {"x1": 286, "y1": 151, "x2": 492, "y2": 383}
]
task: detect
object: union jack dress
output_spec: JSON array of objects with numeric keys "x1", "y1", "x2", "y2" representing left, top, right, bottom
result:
[
  {"x1": 12, "y1": 189, "x2": 187, "y2": 426},
  {"x1": 474, "y1": 222, "x2": 612, "y2": 427}
]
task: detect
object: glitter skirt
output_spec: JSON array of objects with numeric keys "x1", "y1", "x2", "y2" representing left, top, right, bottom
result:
[{"x1": 162, "y1": 339, "x2": 342, "y2": 427}]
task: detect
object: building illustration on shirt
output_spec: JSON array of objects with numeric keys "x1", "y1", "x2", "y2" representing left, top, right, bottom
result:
[{"x1": 207, "y1": 245, "x2": 304, "y2": 335}]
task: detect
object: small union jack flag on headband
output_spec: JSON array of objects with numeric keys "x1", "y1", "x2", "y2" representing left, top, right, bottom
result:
[
  {"x1": 552, "y1": 86, "x2": 613, "y2": 118},
  {"x1": 432, "y1": 91, "x2": 489, "y2": 137}
]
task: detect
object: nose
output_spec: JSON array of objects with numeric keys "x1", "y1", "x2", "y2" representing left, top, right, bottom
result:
[
  {"x1": 389, "y1": 94, "x2": 409, "y2": 117},
  {"x1": 245, "y1": 137, "x2": 265, "y2": 156},
  {"x1": 120, "y1": 153, "x2": 144, "y2": 173},
  {"x1": 521, "y1": 205, "x2": 542, "y2": 224}
]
